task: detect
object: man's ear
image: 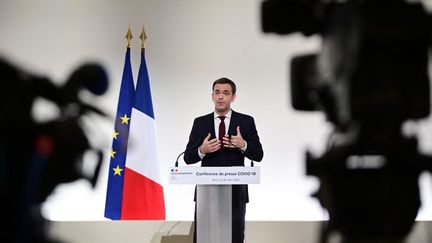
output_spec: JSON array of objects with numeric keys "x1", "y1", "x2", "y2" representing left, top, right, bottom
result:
[{"x1": 232, "y1": 94, "x2": 236, "y2": 102}]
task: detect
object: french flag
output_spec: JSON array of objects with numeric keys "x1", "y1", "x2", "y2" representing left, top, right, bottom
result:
[
  {"x1": 105, "y1": 43, "x2": 165, "y2": 220},
  {"x1": 121, "y1": 48, "x2": 166, "y2": 219}
]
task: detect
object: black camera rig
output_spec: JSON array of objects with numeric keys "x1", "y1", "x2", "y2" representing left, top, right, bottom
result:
[{"x1": 262, "y1": 1, "x2": 432, "y2": 242}]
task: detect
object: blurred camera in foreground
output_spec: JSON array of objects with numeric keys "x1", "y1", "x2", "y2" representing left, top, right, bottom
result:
[
  {"x1": 0, "y1": 57, "x2": 109, "y2": 243},
  {"x1": 262, "y1": 0, "x2": 432, "y2": 242}
]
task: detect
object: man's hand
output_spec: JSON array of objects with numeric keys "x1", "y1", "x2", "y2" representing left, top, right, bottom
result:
[
  {"x1": 199, "y1": 133, "x2": 221, "y2": 154},
  {"x1": 223, "y1": 126, "x2": 246, "y2": 149}
]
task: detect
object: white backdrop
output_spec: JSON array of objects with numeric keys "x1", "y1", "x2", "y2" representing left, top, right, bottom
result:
[{"x1": 2, "y1": 0, "x2": 432, "y2": 221}]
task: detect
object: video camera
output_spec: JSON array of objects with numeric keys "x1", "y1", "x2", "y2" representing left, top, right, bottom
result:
[
  {"x1": 0, "y1": 56, "x2": 109, "y2": 243},
  {"x1": 262, "y1": 0, "x2": 432, "y2": 242}
]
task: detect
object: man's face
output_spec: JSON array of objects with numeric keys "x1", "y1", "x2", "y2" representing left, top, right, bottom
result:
[{"x1": 212, "y1": 83, "x2": 236, "y2": 114}]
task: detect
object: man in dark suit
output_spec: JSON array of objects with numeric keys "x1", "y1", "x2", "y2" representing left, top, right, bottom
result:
[{"x1": 184, "y1": 77, "x2": 264, "y2": 243}]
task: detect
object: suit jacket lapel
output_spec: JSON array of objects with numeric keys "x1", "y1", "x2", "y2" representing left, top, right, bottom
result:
[
  {"x1": 228, "y1": 110, "x2": 238, "y2": 136},
  {"x1": 207, "y1": 112, "x2": 216, "y2": 139}
]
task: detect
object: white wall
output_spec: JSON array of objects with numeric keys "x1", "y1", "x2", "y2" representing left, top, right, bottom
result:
[{"x1": 2, "y1": 0, "x2": 432, "y2": 221}]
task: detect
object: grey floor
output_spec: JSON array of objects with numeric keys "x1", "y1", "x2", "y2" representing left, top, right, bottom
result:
[{"x1": 49, "y1": 220, "x2": 432, "y2": 243}]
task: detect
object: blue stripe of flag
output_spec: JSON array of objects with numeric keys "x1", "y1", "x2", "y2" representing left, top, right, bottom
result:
[{"x1": 134, "y1": 49, "x2": 155, "y2": 119}]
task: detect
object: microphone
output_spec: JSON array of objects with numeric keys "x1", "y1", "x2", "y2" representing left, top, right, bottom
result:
[
  {"x1": 174, "y1": 151, "x2": 185, "y2": 167},
  {"x1": 174, "y1": 143, "x2": 201, "y2": 167},
  {"x1": 176, "y1": 137, "x2": 255, "y2": 167},
  {"x1": 64, "y1": 63, "x2": 108, "y2": 96}
]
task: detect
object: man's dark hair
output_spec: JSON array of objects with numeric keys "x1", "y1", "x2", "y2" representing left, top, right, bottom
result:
[{"x1": 212, "y1": 77, "x2": 236, "y2": 95}]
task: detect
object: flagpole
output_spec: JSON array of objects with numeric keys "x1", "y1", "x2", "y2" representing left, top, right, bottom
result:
[
  {"x1": 126, "y1": 25, "x2": 133, "y2": 48},
  {"x1": 140, "y1": 26, "x2": 147, "y2": 49}
]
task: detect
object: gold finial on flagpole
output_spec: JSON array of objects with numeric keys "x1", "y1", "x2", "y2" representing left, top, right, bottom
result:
[
  {"x1": 126, "y1": 26, "x2": 133, "y2": 48},
  {"x1": 140, "y1": 26, "x2": 147, "y2": 49}
]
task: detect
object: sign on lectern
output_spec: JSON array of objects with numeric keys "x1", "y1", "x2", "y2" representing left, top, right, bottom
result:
[
  {"x1": 169, "y1": 166, "x2": 260, "y2": 243},
  {"x1": 169, "y1": 166, "x2": 260, "y2": 185}
]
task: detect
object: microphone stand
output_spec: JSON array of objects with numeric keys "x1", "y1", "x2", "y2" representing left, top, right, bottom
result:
[{"x1": 174, "y1": 151, "x2": 185, "y2": 167}]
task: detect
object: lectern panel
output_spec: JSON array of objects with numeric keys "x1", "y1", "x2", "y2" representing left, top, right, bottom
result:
[{"x1": 197, "y1": 185, "x2": 232, "y2": 243}]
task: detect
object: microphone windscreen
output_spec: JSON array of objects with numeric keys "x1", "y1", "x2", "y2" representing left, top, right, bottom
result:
[{"x1": 66, "y1": 63, "x2": 109, "y2": 96}]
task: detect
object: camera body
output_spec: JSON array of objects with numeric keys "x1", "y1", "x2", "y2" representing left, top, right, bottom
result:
[
  {"x1": 262, "y1": 0, "x2": 432, "y2": 242},
  {"x1": 263, "y1": 0, "x2": 431, "y2": 125}
]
